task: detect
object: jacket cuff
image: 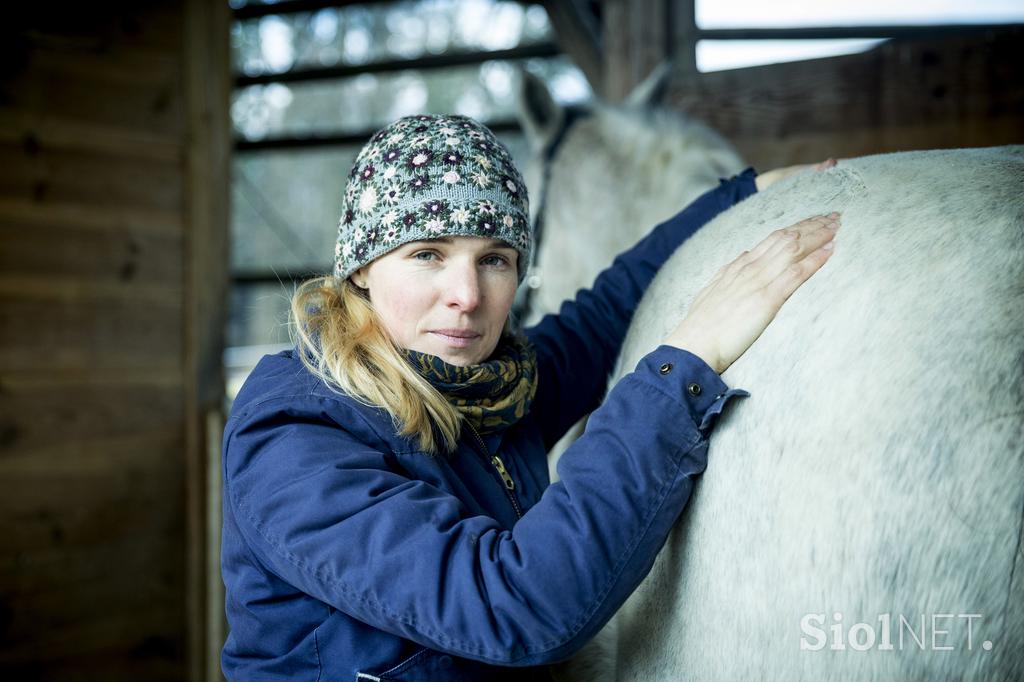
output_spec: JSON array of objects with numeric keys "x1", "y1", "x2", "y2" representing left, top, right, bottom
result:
[
  {"x1": 635, "y1": 345, "x2": 749, "y2": 435},
  {"x1": 715, "y1": 167, "x2": 759, "y2": 207}
]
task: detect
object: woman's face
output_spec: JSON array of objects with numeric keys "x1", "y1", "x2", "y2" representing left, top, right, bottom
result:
[{"x1": 353, "y1": 236, "x2": 519, "y2": 366}]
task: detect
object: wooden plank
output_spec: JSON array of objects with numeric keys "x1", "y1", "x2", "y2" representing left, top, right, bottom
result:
[
  {"x1": 0, "y1": 479, "x2": 182, "y2": 589},
  {"x1": 0, "y1": 434, "x2": 182, "y2": 553},
  {"x1": 0, "y1": 110, "x2": 181, "y2": 162},
  {"x1": 0, "y1": 198, "x2": 181, "y2": 237},
  {"x1": 0, "y1": 295, "x2": 182, "y2": 372},
  {"x1": 0, "y1": 220, "x2": 183, "y2": 285},
  {"x1": 602, "y1": 0, "x2": 675, "y2": 102},
  {"x1": 0, "y1": 47, "x2": 185, "y2": 139},
  {"x1": 0, "y1": 382, "x2": 182, "y2": 463},
  {"x1": 0, "y1": 142, "x2": 183, "y2": 213},
  {"x1": 0, "y1": 367, "x2": 183, "y2": 389},
  {"x1": 0, "y1": 276, "x2": 181, "y2": 305},
  {"x1": 663, "y1": 28, "x2": 1024, "y2": 169}
]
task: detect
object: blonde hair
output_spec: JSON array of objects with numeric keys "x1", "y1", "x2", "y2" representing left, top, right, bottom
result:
[{"x1": 289, "y1": 275, "x2": 461, "y2": 455}]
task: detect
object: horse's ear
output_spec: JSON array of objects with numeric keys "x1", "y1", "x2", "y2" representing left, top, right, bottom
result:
[
  {"x1": 624, "y1": 59, "x2": 676, "y2": 109},
  {"x1": 516, "y1": 66, "x2": 564, "y2": 149}
]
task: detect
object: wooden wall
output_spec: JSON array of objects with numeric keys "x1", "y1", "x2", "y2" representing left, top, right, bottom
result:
[
  {"x1": 566, "y1": 1, "x2": 1024, "y2": 167},
  {"x1": 663, "y1": 28, "x2": 1024, "y2": 170},
  {"x1": 0, "y1": 0, "x2": 229, "y2": 679}
]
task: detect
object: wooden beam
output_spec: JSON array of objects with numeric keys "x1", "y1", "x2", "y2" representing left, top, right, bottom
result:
[
  {"x1": 234, "y1": 117, "x2": 524, "y2": 152},
  {"x1": 235, "y1": 43, "x2": 561, "y2": 87},
  {"x1": 232, "y1": 0, "x2": 392, "y2": 20},
  {"x1": 602, "y1": 0, "x2": 676, "y2": 102},
  {"x1": 539, "y1": 0, "x2": 603, "y2": 93},
  {"x1": 699, "y1": 24, "x2": 1024, "y2": 40},
  {"x1": 601, "y1": 0, "x2": 631, "y2": 101},
  {"x1": 184, "y1": 0, "x2": 231, "y2": 680},
  {"x1": 672, "y1": 0, "x2": 697, "y2": 75}
]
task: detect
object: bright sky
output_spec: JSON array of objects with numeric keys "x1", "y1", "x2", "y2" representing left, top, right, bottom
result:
[
  {"x1": 696, "y1": 0, "x2": 1024, "y2": 71},
  {"x1": 696, "y1": 0, "x2": 1024, "y2": 28}
]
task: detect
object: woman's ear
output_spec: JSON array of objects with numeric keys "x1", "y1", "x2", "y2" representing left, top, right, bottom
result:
[{"x1": 350, "y1": 268, "x2": 368, "y2": 290}]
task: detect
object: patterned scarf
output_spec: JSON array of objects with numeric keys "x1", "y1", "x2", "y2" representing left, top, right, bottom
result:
[{"x1": 403, "y1": 334, "x2": 538, "y2": 435}]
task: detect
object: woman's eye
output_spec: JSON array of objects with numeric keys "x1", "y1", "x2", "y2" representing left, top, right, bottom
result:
[
  {"x1": 412, "y1": 251, "x2": 437, "y2": 261},
  {"x1": 481, "y1": 254, "x2": 510, "y2": 267}
]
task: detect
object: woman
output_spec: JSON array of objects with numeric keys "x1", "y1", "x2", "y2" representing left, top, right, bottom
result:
[{"x1": 221, "y1": 114, "x2": 839, "y2": 680}]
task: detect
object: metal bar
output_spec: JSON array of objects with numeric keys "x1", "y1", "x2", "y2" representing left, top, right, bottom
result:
[
  {"x1": 232, "y1": 270, "x2": 327, "y2": 285},
  {"x1": 234, "y1": 118, "x2": 524, "y2": 152},
  {"x1": 232, "y1": 0, "x2": 392, "y2": 21},
  {"x1": 697, "y1": 24, "x2": 1023, "y2": 40},
  {"x1": 235, "y1": 42, "x2": 562, "y2": 87}
]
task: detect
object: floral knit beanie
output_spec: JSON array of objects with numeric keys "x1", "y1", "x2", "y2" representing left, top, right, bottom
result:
[{"x1": 333, "y1": 114, "x2": 532, "y2": 282}]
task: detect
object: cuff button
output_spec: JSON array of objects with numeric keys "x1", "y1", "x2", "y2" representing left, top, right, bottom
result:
[
  {"x1": 659, "y1": 362, "x2": 673, "y2": 375},
  {"x1": 687, "y1": 382, "x2": 702, "y2": 396}
]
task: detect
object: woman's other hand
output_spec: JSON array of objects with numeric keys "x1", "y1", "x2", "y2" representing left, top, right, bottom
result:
[
  {"x1": 665, "y1": 212, "x2": 840, "y2": 374},
  {"x1": 755, "y1": 158, "x2": 837, "y2": 192}
]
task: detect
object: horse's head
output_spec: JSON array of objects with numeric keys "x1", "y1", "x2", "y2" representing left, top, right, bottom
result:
[{"x1": 513, "y1": 64, "x2": 745, "y2": 324}]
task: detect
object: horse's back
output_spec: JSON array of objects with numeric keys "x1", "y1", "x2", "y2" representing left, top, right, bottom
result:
[{"x1": 610, "y1": 146, "x2": 1024, "y2": 680}]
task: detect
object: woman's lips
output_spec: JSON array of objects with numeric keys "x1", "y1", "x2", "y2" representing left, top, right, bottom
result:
[{"x1": 430, "y1": 329, "x2": 481, "y2": 348}]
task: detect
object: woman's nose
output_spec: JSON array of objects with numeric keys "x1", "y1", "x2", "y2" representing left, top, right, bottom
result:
[{"x1": 443, "y1": 262, "x2": 481, "y2": 312}]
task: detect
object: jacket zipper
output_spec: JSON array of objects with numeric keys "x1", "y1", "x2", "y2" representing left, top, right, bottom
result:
[{"x1": 466, "y1": 423, "x2": 523, "y2": 519}]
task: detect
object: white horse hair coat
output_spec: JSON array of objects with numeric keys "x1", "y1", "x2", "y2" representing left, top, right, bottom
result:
[{"x1": 556, "y1": 146, "x2": 1024, "y2": 680}]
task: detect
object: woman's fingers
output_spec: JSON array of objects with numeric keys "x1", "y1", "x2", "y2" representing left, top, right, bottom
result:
[
  {"x1": 716, "y1": 212, "x2": 839, "y2": 291},
  {"x1": 764, "y1": 240, "x2": 835, "y2": 304},
  {"x1": 754, "y1": 213, "x2": 840, "y2": 285},
  {"x1": 664, "y1": 211, "x2": 841, "y2": 374}
]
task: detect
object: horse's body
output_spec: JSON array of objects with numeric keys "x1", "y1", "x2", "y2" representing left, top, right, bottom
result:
[{"x1": 518, "y1": 74, "x2": 1024, "y2": 679}]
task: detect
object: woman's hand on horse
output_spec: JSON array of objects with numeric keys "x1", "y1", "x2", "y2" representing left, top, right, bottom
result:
[
  {"x1": 664, "y1": 212, "x2": 841, "y2": 374},
  {"x1": 755, "y1": 158, "x2": 837, "y2": 192}
]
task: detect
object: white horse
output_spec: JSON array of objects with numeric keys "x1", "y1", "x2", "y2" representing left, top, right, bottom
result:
[{"x1": 550, "y1": 143, "x2": 1024, "y2": 680}]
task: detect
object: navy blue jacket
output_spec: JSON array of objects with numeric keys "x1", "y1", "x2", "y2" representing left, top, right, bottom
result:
[{"x1": 221, "y1": 169, "x2": 758, "y2": 680}]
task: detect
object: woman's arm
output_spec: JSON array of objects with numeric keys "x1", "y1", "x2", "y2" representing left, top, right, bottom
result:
[{"x1": 525, "y1": 169, "x2": 759, "y2": 450}]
